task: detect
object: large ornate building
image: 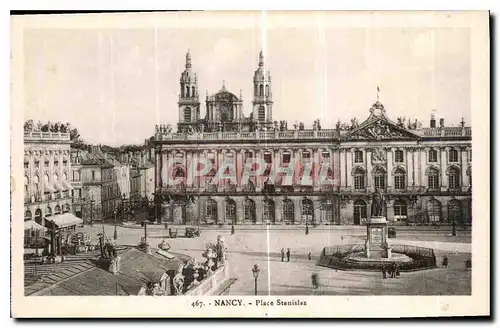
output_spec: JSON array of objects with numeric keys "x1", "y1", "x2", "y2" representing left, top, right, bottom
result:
[
  {"x1": 23, "y1": 123, "x2": 74, "y2": 228},
  {"x1": 151, "y1": 51, "x2": 472, "y2": 226}
]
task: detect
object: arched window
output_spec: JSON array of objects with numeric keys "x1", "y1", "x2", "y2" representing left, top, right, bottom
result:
[
  {"x1": 205, "y1": 199, "x2": 217, "y2": 224},
  {"x1": 301, "y1": 198, "x2": 314, "y2": 223},
  {"x1": 173, "y1": 168, "x2": 185, "y2": 178},
  {"x1": 320, "y1": 199, "x2": 334, "y2": 224},
  {"x1": 184, "y1": 107, "x2": 191, "y2": 122},
  {"x1": 448, "y1": 148, "x2": 458, "y2": 162},
  {"x1": 282, "y1": 199, "x2": 294, "y2": 224},
  {"x1": 467, "y1": 166, "x2": 472, "y2": 188},
  {"x1": 62, "y1": 204, "x2": 70, "y2": 213},
  {"x1": 244, "y1": 198, "x2": 256, "y2": 224},
  {"x1": 394, "y1": 149, "x2": 404, "y2": 163},
  {"x1": 45, "y1": 206, "x2": 52, "y2": 218},
  {"x1": 394, "y1": 167, "x2": 406, "y2": 190},
  {"x1": 353, "y1": 200, "x2": 367, "y2": 225},
  {"x1": 254, "y1": 84, "x2": 258, "y2": 96},
  {"x1": 191, "y1": 86, "x2": 195, "y2": 97},
  {"x1": 265, "y1": 84, "x2": 269, "y2": 97},
  {"x1": 393, "y1": 199, "x2": 407, "y2": 222},
  {"x1": 259, "y1": 84, "x2": 264, "y2": 97},
  {"x1": 263, "y1": 199, "x2": 275, "y2": 224},
  {"x1": 428, "y1": 149, "x2": 438, "y2": 162},
  {"x1": 448, "y1": 199, "x2": 462, "y2": 224},
  {"x1": 225, "y1": 198, "x2": 236, "y2": 224},
  {"x1": 34, "y1": 208, "x2": 42, "y2": 225},
  {"x1": 353, "y1": 167, "x2": 365, "y2": 190},
  {"x1": 186, "y1": 85, "x2": 190, "y2": 97},
  {"x1": 448, "y1": 166, "x2": 460, "y2": 189},
  {"x1": 25, "y1": 210, "x2": 32, "y2": 221},
  {"x1": 54, "y1": 205, "x2": 61, "y2": 215},
  {"x1": 427, "y1": 167, "x2": 440, "y2": 190},
  {"x1": 258, "y1": 106, "x2": 265, "y2": 121},
  {"x1": 427, "y1": 199, "x2": 441, "y2": 224},
  {"x1": 373, "y1": 166, "x2": 386, "y2": 190}
]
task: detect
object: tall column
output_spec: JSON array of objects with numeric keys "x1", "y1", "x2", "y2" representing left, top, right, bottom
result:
[
  {"x1": 407, "y1": 148, "x2": 413, "y2": 189},
  {"x1": 366, "y1": 149, "x2": 373, "y2": 192},
  {"x1": 236, "y1": 197, "x2": 244, "y2": 224},
  {"x1": 256, "y1": 149, "x2": 262, "y2": 191},
  {"x1": 186, "y1": 151, "x2": 193, "y2": 187},
  {"x1": 274, "y1": 149, "x2": 280, "y2": 187},
  {"x1": 217, "y1": 198, "x2": 225, "y2": 224},
  {"x1": 275, "y1": 197, "x2": 282, "y2": 224},
  {"x1": 293, "y1": 197, "x2": 302, "y2": 225},
  {"x1": 461, "y1": 146, "x2": 469, "y2": 191},
  {"x1": 164, "y1": 151, "x2": 171, "y2": 187},
  {"x1": 236, "y1": 149, "x2": 243, "y2": 191},
  {"x1": 440, "y1": 147, "x2": 448, "y2": 191},
  {"x1": 346, "y1": 148, "x2": 353, "y2": 188},
  {"x1": 386, "y1": 148, "x2": 393, "y2": 190},
  {"x1": 255, "y1": 196, "x2": 263, "y2": 224},
  {"x1": 155, "y1": 147, "x2": 162, "y2": 189},
  {"x1": 419, "y1": 147, "x2": 427, "y2": 188},
  {"x1": 313, "y1": 199, "x2": 321, "y2": 224},
  {"x1": 339, "y1": 148, "x2": 346, "y2": 189},
  {"x1": 217, "y1": 150, "x2": 224, "y2": 191},
  {"x1": 313, "y1": 148, "x2": 320, "y2": 191}
]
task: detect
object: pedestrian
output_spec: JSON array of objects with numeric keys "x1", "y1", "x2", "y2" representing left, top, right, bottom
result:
[
  {"x1": 308, "y1": 252, "x2": 312, "y2": 261},
  {"x1": 387, "y1": 265, "x2": 393, "y2": 278},
  {"x1": 391, "y1": 262, "x2": 397, "y2": 278},
  {"x1": 442, "y1": 255, "x2": 449, "y2": 268},
  {"x1": 280, "y1": 248, "x2": 285, "y2": 262},
  {"x1": 382, "y1": 266, "x2": 387, "y2": 279},
  {"x1": 395, "y1": 264, "x2": 400, "y2": 278},
  {"x1": 311, "y1": 273, "x2": 319, "y2": 289},
  {"x1": 286, "y1": 248, "x2": 291, "y2": 262}
]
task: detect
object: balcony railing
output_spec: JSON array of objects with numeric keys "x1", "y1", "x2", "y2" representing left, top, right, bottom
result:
[
  {"x1": 421, "y1": 127, "x2": 471, "y2": 137},
  {"x1": 155, "y1": 129, "x2": 340, "y2": 142},
  {"x1": 23, "y1": 131, "x2": 71, "y2": 142}
]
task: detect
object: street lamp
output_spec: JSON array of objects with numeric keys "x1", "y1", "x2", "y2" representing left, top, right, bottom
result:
[
  {"x1": 113, "y1": 208, "x2": 118, "y2": 240},
  {"x1": 90, "y1": 196, "x2": 95, "y2": 227},
  {"x1": 251, "y1": 264, "x2": 260, "y2": 296}
]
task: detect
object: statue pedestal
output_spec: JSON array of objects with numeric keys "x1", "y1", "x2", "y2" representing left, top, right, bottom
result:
[{"x1": 364, "y1": 216, "x2": 391, "y2": 259}]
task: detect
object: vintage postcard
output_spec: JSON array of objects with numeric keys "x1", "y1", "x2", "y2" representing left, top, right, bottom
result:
[{"x1": 11, "y1": 11, "x2": 490, "y2": 318}]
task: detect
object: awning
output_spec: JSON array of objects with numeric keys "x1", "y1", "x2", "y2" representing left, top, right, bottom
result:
[
  {"x1": 44, "y1": 181, "x2": 56, "y2": 193},
  {"x1": 47, "y1": 213, "x2": 83, "y2": 228},
  {"x1": 24, "y1": 220, "x2": 47, "y2": 231}
]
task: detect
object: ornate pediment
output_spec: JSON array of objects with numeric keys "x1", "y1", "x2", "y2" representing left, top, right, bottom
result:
[{"x1": 342, "y1": 118, "x2": 420, "y2": 141}]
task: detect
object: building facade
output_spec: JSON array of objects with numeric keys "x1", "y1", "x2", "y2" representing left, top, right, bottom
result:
[
  {"x1": 23, "y1": 127, "x2": 73, "y2": 227},
  {"x1": 151, "y1": 51, "x2": 472, "y2": 226}
]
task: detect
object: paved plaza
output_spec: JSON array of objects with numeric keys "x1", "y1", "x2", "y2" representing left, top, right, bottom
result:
[{"x1": 77, "y1": 224, "x2": 472, "y2": 296}]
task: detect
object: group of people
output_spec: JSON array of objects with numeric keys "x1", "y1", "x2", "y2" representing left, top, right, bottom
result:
[
  {"x1": 381, "y1": 262, "x2": 400, "y2": 279},
  {"x1": 280, "y1": 248, "x2": 291, "y2": 262}
]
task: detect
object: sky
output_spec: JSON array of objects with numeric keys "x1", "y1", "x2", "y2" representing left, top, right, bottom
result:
[{"x1": 22, "y1": 16, "x2": 471, "y2": 146}]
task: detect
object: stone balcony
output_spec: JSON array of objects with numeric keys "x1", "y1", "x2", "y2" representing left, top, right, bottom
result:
[{"x1": 24, "y1": 131, "x2": 71, "y2": 143}]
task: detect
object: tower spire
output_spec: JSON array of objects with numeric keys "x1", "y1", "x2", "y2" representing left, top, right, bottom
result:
[
  {"x1": 185, "y1": 49, "x2": 192, "y2": 69},
  {"x1": 376, "y1": 86, "x2": 380, "y2": 102},
  {"x1": 259, "y1": 50, "x2": 264, "y2": 67}
]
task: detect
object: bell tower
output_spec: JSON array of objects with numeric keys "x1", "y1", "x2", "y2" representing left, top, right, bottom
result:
[
  {"x1": 178, "y1": 50, "x2": 200, "y2": 131},
  {"x1": 252, "y1": 51, "x2": 273, "y2": 126}
]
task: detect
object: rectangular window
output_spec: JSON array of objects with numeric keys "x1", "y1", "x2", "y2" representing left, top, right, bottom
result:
[
  {"x1": 54, "y1": 160, "x2": 59, "y2": 166},
  {"x1": 448, "y1": 149, "x2": 458, "y2": 163},
  {"x1": 92, "y1": 171, "x2": 96, "y2": 181},
  {"x1": 264, "y1": 153, "x2": 272, "y2": 164},
  {"x1": 63, "y1": 160, "x2": 68, "y2": 166},
  {"x1": 302, "y1": 152, "x2": 311, "y2": 163},
  {"x1": 24, "y1": 162, "x2": 29, "y2": 169},
  {"x1": 35, "y1": 161, "x2": 40, "y2": 169},
  {"x1": 44, "y1": 161, "x2": 49, "y2": 168},
  {"x1": 394, "y1": 150, "x2": 404, "y2": 163},
  {"x1": 322, "y1": 152, "x2": 330, "y2": 161},
  {"x1": 354, "y1": 176, "x2": 365, "y2": 190},
  {"x1": 354, "y1": 150, "x2": 363, "y2": 163},
  {"x1": 282, "y1": 153, "x2": 291, "y2": 164},
  {"x1": 428, "y1": 150, "x2": 438, "y2": 162},
  {"x1": 448, "y1": 175, "x2": 460, "y2": 189}
]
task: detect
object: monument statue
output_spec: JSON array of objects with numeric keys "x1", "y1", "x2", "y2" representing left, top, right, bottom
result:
[{"x1": 371, "y1": 189, "x2": 385, "y2": 217}]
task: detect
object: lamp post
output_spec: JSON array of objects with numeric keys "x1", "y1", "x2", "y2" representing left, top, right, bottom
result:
[
  {"x1": 251, "y1": 264, "x2": 260, "y2": 296},
  {"x1": 90, "y1": 196, "x2": 95, "y2": 227},
  {"x1": 113, "y1": 208, "x2": 118, "y2": 240}
]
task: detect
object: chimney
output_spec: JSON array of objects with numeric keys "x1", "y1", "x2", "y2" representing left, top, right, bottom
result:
[
  {"x1": 430, "y1": 114, "x2": 436, "y2": 128},
  {"x1": 439, "y1": 118, "x2": 444, "y2": 128}
]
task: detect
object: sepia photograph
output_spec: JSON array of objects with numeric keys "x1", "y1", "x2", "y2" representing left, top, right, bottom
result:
[{"x1": 10, "y1": 10, "x2": 490, "y2": 317}]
